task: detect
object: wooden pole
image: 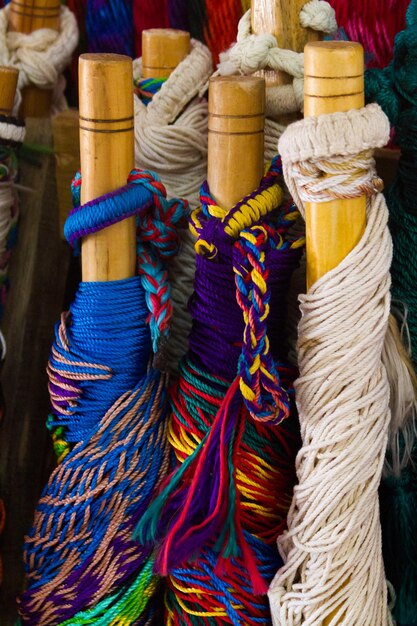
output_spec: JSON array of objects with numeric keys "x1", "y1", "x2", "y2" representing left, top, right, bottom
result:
[
  {"x1": 0, "y1": 67, "x2": 19, "y2": 115},
  {"x1": 304, "y1": 41, "x2": 365, "y2": 288},
  {"x1": 208, "y1": 75, "x2": 265, "y2": 211},
  {"x1": 142, "y1": 29, "x2": 190, "y2": 79},
  {"x1": 251, "y1": 0, "x2": 321, "y2": 125},
  {"x1": 79, "y1": 53, "x2": 136, "y2": 282},
  {"x1": 8, "y1": 0, "x2": 60, "y2": 118}
]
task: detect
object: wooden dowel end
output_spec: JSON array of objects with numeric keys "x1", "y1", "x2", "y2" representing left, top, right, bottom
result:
[
  {"x1": 8, "y1": 0, "x2": 60, "y2": 34},
  {"x1": 142, "y1": 29, "x2": 191, "y2": 79},
  {"x1": 79, "y1": 53, "x2": 136, "y2": 282},
  {"x1": 304, "y1": 41, "x2": 365, "y2": 288},
  {"x1": 0, "y1": 67, "x2": 19, "y2": 115},
  {"x1": 208, "y1": 75, "x2": 265, "y2": 211}
]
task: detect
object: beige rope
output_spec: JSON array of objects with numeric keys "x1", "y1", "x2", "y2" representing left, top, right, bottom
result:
[
  {"x1": 0, "y1": 5, "x2": 78, "y2": 114},
  {"x1": 269, "y1": 104, "x2": 394, "y2": 625}
]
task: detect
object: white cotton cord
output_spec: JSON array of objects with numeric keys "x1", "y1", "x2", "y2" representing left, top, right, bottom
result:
[
  {"x1": 0, "y1": 117, "x2": 25, "y2": 145},
  {"x1": 217, "y1": 1, "x2": 337, "y2": 121},
  {"x1": 269, "y1": 103, "x2": 394, "y2": 626},
  {"x1": 0, "y1": 5, "x2": 78, "y2": 114},
  {"x1": 134, "y1": 39, "x2": 212, "y2": 372}
]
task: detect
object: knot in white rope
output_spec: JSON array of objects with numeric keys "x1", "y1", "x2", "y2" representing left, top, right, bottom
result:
[
  {"x1": 269, "y1": 103, "x2": 394, "y2": 625},
  {"x1": 0, "y1": 5, "x2": 78, "y2": 112},
  {"x1": 300, "y1": 0, "x2": 337, "y2": 32},
  {"x1": 279, "y1": 103, "x2": 390, "y2": 210},
  {"x1": 134, "y1": 38, "x2": 212, "y2": 373},
  {"x1": 217, "y1": 1, "x2": 336, "y2": 119}
]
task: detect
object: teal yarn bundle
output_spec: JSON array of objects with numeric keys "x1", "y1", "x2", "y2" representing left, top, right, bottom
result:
[
  {"x1": 366, "y1": 2, "x2": 417, "y2": 623},
  {"x1": 18, "y1": 169, "x2": 188, "y2": 625}
]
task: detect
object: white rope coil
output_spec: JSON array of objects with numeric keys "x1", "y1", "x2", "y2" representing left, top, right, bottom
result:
[
  {"x1": 269, "y1": 103, "x2": 394, "y2": 625},
  {"x1": 0, "y1": 5, "x2": 78, "y2": 114},
  {"x1": 133, "y1": 39, "x2": 212, "y2": 372}
]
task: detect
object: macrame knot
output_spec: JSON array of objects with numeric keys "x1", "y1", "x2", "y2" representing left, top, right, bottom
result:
[
  {"x1": 229, "y1": 32, "x2": 278, "y2": 74},
  {"x1": 66, "y1": 168, "x2": 189, "y2": 353},
  {"x1": 278, "y1": 103, "x2": 390, "y2": 215},
  {"x1": 289, "y1": 150, "x2": 384, "y2": 204},
  {"x1": 300, "y1": 0, "x2": 337, "y2": 33}
]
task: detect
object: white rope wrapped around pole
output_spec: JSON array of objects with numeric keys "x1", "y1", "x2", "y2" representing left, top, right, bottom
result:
[{"x1": 269, "y1": 103, "x2": 394, "y2": 626}]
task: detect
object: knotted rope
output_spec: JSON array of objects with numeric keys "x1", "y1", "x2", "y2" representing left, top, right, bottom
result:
[
  {"x1": 18, "y1": 170, "x2": 188, "y2": 625},
  {"x1": 0, "y1": 5, "x2": 78, "y2": 114},
  {"x1": 365, "y1": 2, "x2": 417, "y2": 622},
  {"x1": 134, "y1": 38, "x2": 212, "y2": 373},
  {"x1": 268, "y1": 103, "x2": 394, "y2": 626},
  {"x1": 217, "y1": 1, "x2": 337, "y2": 157},
  {"x1": 135, "y1": 158, "x2": 305, "y2": 624}
]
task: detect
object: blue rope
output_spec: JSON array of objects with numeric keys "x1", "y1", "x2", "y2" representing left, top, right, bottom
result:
[
  {"x1": 48, "y1": 278, "x2": 151, "y2": 443},
  {"x1": 19, "y1": 170, "x2": 186, "y2": 625}
]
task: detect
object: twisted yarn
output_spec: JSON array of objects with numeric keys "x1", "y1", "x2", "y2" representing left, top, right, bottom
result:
[
  {"x1": 19, "y1": 170, "x2": 188, "y2": 625},
  {"x1": 134, "y1": 38, "x2": 212, "y2": 372},
  {"x1": 268, "y1": 103, "x2": 393, "y2": 625},
  {"x1": 135, "y1": 159, "x2": 305, "y2": 624},
  {"x1": 0, "y1": 5, "x2": 78, "y2": 113},
  {"x1": 217, "y1": 2, "x2": 337, "y2": 154}
]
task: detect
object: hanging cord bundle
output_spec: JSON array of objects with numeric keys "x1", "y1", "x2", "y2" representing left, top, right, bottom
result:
[
  {"x1": 18, "y1": 168, "x2": 189, "y2": 625},
  {"x1": 134, "y1": 35, "x2": 212, "y2": 372},
  {"x1": 0, "y1": 4, "x2": 78, "y2": 114},
  {"x1": 364, "y1": 2, "x2": 417, "y2": 622},
  {"x1": 135, "y1": 155, "x2": 304, "y2": 624},
  {"x1": 217, "y1": 1, "x2": 337, "y2": 156},
  {"x1": 268, "y1": 93, "x2": 394, "y2": 622}
]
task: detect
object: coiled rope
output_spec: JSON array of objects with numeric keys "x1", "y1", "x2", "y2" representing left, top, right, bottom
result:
[
  {"x1": 18, "y1": 169, "x2": 188, "y2": 625},
  {"x1": 269, "y1": 103, "x2": 394, "y2": 626},
  {"x1": 365, "y1": 2, "x2": 417, "y2": 622},
  {"x1": 134, "y1": 38, "x2": 212, "y2": 373},
  {"x1": 217, "y1": 1, "x2": 337, "y2": 157},
  {"x1": 135, "y1": 158, "x2": 305, "y2": 624},
  {"x1": 0, "y1": 5, "x2": 78, "y2": 114}
]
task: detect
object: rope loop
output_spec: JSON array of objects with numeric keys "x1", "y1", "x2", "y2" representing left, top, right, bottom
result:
[
  {"x1": 66, "y1": 168, "x2": 189, "y2": 352},
  {"x1": 191, "y1": 156, "x2": 284, "y2": 259}
]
